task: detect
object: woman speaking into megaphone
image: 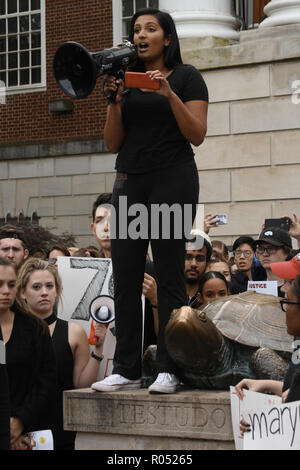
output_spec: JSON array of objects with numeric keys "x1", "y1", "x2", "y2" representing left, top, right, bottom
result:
[{"x1": 92, "y1": 8, "x2": 208, "y2": 395}]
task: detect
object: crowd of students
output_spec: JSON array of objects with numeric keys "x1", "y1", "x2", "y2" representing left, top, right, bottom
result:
[
  {"x1": 1, "y1": 204, "x2": 300, "y2": 449},
  {"x1": 0, "y1": 227, "x2": 107, "y2": 450}
]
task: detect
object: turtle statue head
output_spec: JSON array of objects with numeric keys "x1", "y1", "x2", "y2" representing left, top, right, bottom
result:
[{"x1": 165, "y1": 306, "x2": 223, "y2": 371}]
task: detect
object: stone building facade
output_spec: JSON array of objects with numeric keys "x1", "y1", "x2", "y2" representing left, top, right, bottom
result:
[{"x1": 0, "y1": 0, "x2": 300, "y2": 247}]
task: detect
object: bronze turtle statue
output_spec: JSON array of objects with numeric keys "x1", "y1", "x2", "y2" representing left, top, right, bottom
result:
[{"x1": 143, "y1": 291, "x2": 293, "y2": 390}]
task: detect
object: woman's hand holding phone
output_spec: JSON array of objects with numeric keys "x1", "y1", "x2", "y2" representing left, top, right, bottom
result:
[{"x1": 125, "y1": 71, "x2": 174, "y2": 99}]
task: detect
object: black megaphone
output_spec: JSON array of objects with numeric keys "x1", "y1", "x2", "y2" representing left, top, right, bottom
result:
[{"x1": 53, "y1": 41, "x2": 137, "y2": 101}]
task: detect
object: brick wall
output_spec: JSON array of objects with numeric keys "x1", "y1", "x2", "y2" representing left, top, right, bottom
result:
[{"x1": 0, "y1": 0, "x2": 113, "y2": 146}]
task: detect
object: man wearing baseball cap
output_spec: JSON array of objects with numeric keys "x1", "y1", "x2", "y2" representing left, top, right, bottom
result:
[{"x1": 254, "y1": 227, "x2": 292, "y2": 295}]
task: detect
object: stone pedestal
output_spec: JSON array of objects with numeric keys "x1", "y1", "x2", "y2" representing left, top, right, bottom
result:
[{"x1": 63, "y1": 388, "x2": 235, "y2": 450}]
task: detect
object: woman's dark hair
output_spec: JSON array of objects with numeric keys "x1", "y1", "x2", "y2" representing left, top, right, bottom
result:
[
  {"x1": 198, "y1": 271, "x2": 229, "y2": 295},
  {"x1": 128, "y1": 8, "x2": 183, "y2": 71},
  {"x1": 0, "y1": 257, "x2": 18, "y2": 315},
  {"x1": 285, "y1": 249, "x2": 300, "y2": 261},
  {"x1": 73, "y1": 247, "x2": 102, "y2": 258},
  {"x1": 46, "y1": 244, "x2": 70, "y2": 258},
  {"x1": 206, "y1": 257, "x2": 230, "y2": 269},
  {"x1": 293, "y1": 275, "x2": 300, "y2": 304}
]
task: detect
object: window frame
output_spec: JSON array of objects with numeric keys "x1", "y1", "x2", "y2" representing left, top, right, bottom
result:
[
  {"x1": 0, "y1": 0, "x2": 46, "y2": 95},
  {"x1": 112, "y1": 0, "x2": 159, "y2": 45}
]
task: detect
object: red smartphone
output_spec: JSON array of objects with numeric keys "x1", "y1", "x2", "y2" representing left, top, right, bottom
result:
[{"x1": 125, "y1": 72, "x2": 160, "y2": 90}]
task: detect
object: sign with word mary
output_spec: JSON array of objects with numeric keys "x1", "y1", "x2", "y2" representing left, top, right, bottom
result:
[{"x1": 230, "y1": 387, "x2": 300, "y2": 450}]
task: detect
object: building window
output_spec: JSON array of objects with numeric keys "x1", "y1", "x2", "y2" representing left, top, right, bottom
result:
[
  {"x1": 0, "y1": 0, "x2": 45, "y2": 93},
  {"x1": 122, "y1": 0, "x2": 159, "y2": 41},
  {"x1": 233, "y1": 0, "x2": 271, "y2": 29}
]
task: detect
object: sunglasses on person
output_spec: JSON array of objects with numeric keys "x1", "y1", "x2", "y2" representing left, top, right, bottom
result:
[
  {"x1": 256, "y1": 245, "x2": 280, "y2": 255},
  {"x1": 46, "y1": 258, "x2": 57, "y2": 265},
  {"x1": 280, "y1": 299, "x2": 300, "y2": 312}
]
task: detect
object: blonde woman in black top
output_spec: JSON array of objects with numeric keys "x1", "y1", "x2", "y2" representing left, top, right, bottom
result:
[
  {"x1": 0, "y1": 257, "x2": 56, "y2": 450},
  {"x1": 16, "y1": 258, "x2": 107, "y2": 450}
]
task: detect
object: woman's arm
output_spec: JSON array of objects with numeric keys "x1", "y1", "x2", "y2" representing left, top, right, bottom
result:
[
  {"x1": 104, "y1": 102, "x2": 125, "y2": 153},
  {"x1": 70, "y1": 323, "x2": 106, "y2": 389},
  {"x1": 145, "y1": 70, "x2": 208, "y2": 147},
  {"x1": 103, "y1": 76, "x2": 126, "y2": 153},
  {"x1": 168, "y1": 95, "x2": 208, "y2": 147},
  {"x1": 235, "y1": 378, "x2": 283, "y2": 399}
]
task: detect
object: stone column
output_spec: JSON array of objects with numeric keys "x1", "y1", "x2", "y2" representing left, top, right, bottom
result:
[
  {"x1": 260, "y1": 0, "x2": 300, "y2": 27},
  {"x1": 159, "y1": 0, "x2": 241, "y2": 40}
]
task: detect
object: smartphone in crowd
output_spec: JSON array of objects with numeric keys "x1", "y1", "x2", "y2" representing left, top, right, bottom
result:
[
  {"x1": 212, "y1": 214, "x2": 228, "y2": 226},
  {"x1": 264, "y1": 218, "x2": 290, "y2": 232},
  {"x1": 125, "y1": 72, "x2": 160, "y2": 90}
]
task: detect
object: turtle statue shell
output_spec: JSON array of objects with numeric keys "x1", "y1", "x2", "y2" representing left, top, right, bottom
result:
[
  {"x1": 201, "y1": 290, "x2": 293, "y2": 353},
  {"x1": 155, "y1": 291, "x2": 294, "y2": 389}
]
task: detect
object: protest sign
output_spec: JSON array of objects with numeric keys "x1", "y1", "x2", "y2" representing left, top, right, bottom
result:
[
  {"x1": 58, "y1": 257, "x2": 115, "y2": 380},
  {"x1": 230, "y1": 386, "x2": 300, "y2": 450},
  {"x1": 229, "y1": 386, "x2": 279, "y2": 450},
  {"x1": 230, "y1": 386, "x2": 281, "y2": 450},
  {"x1": 247, "y1": 280, "x2": 278, "y2": 296},
  {"x1": 243, "y1": 392, "x2": 300, "y2": 450},
  {"x1": 57, "y1": 257, "x2": 145, "y2": 380},
  {"x1": 25, "y1": 430, "x2": 54, "y2": 450}
]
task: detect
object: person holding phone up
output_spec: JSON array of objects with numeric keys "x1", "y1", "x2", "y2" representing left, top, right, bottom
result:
[{"x1": 92, "y1": 8, "x2": 208, "y2": 394}]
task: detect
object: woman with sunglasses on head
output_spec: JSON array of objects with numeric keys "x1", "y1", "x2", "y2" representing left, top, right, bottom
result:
[
  {"x1": 16, "y1": 258, "x2": 107, "y2": 450},
  {"x1": 0, "y1": 257, "x2": 57, "y2": 450},
  {"x1": 93, "y1": 8, "x2": 208, "y2": 395},
  {"x1": 46, "y1": 244, "x2": 71, "y2": 270},
  {"x1": 236, "y1": 254, "x2": 300, "y2": 435}
]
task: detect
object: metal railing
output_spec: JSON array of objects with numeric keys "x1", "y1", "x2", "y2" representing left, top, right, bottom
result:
[{"x1": 233, "y1": 0, "x2": 271, "y2": 30}]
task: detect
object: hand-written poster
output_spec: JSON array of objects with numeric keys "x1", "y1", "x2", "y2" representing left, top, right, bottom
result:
[
  {"x1": 57, "y1": 257, "x2": 144, "y2": 381},
  {"x1": 230, "y1": 386, "x2": 300, "y2": 450}
]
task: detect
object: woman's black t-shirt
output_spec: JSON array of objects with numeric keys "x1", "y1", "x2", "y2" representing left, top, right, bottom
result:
[
  {"x1": 116, "y1": 64, "x2": 208, "y2": 174},
  {"x1": 5, "y1": 310, "x2": 57, "y2": 433}
]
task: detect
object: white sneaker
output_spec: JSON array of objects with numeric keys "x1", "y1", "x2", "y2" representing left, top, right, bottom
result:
[
  {"x1": 148, "y1": 373, "x2": 179, "y2": 394},
  {"x1": 91, "y1": 374, "x2": 141, "y2": 392}
]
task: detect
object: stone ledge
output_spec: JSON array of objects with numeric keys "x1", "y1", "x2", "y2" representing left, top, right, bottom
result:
[
  {"x1": 0, "y1": 139, "x2": 107, "y2": 161},
  {"x1": 63, "y1": 388, "x2": 234, "y2": 443},
  {"x1": 181, "y1": 24, "x2": 300, "y2": 70}
]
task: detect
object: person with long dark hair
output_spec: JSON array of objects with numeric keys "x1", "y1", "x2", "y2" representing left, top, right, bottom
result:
[
  {"x1": 197, "y1": 271, "x2": 230, "y2": 307},
  {"x1": 92, "y1": 8, "x2": 208, "y2": 394}
]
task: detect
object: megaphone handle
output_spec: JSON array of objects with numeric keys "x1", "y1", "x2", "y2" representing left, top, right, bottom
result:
[
  {"x1": 106, "y1": 70, "x2": 125, "y2": 104},
  {"x1": 89, "y1": 319, "x2": 98, "y2": 345},
  {"x1": 107, "y1": 87, "x2": 118, "y2": 104}
]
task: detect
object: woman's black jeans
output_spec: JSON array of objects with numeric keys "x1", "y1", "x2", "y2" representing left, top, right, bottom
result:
[{"x1": 111, "y1": 160, "x2": 199, "y2": 379}]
